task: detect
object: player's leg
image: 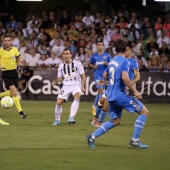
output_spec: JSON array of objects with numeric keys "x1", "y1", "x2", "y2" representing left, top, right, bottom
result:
[
  {"x1": 0, "y1": 90, "x2": 11, "y2": 98},
  {"x1": 53, "y1": 87, "x2": 69, "y2": 125},
  {"x1": 92, "y1": 94, "x2": 105, "y2": 127},
  {"x1": 130, "y1": 103, "x2": 149, "y2": 148},
  {"x1": 0, "y1": 118, "x2": 9, "y2": 126},
  {"x1": 68, "y1": 86, "x2": 82, "y2": 123},
  {"x1": 87, "y1": 102, "x2": 122, "y2": 148},
  {"x1": 120, "y1": 95, "x2": 149, "y2": 148},
  {"x1": 53, "y1": 98, "x2": 64, "y2": 125},
  {"x1": 98, "y1": 98, "x2": 109, "y2": 124},
  {"x1": 9, "y1": 85, "x2": 27, "y2": 118}
]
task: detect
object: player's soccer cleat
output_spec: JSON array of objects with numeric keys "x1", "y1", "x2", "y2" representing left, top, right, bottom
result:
[
  {"x1": 129, "y1": 139, "x2": 149, "y2": 148},
  {"x1": 93, "y1": 121, "x2": 102, "y2": 127},
  {"x1": 91, "y1": 117, "x2": 98, "y2": 126},
  {"x1": 86, "y1": 134, "x2": 95, "y2": 148},
  {"x1": 19, "y1": 111, "x2": 27, "y2": 119},
  {"x1": 52, "y1": 120, "x2": 60, "y2": 125},
  {"x1": 0, "y1": 119, "x2": 9, "y2": 126},
  {"x1": 92, "y1": 105, "x2": 96, "y2": 116},
  {"x1": 68, "y1": 117, "x2": 76, "y2": 124}
]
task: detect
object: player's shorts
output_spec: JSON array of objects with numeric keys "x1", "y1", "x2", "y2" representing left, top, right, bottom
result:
[
  {"x1": 57, "y1": 84, "x2": 82, "y2": 101},
  {"x1": 94, "y1": 76, "x2": 105, "y2": 89},
  {"x1": 1, "y1": 69, "x2": 19, "y2": 89},
  {"x1": 108, "y1": 93, "x2": 144, "y2": 120}
]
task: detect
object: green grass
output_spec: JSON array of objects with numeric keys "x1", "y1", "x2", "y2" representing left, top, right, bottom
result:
[{"x1": 0, "y1": 101, "x2": 170, "y2": 170}]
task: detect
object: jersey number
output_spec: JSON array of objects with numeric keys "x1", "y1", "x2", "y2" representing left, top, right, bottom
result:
[{"x1": 109, "y1": 67, "x2": 115, "y2": 85}]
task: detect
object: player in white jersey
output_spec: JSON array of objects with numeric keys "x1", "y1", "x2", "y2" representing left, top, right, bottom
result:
[{"x1": 52, "y1": 48, "x2": 85, "y2": 125}]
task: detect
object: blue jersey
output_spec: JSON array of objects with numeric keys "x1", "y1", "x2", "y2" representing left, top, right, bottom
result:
[
  {"x1": 89, "y1": 52, "x2": 111, "y2": 80},
  {"x1": 106, "y1": 56, "x2": 129, "y2": 102},
  {"x1": 128, "y1": 58, "x2": 139, "y2": 81}
]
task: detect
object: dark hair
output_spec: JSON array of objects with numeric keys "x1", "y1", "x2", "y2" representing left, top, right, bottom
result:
[
  {"x1": 3, "y1": 34, "x2": 11, "y2": 39},
  {"x1": 115, "y1": 40, "x2": 126, "y2": 53},
  {"x1": 96, "y1": 40, "x2": 104, "y2": 45},
  {"x1": 63, "y1": 48, "x2": 72, "y2": 54}
]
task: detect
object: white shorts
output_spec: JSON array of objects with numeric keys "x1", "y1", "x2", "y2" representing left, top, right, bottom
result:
[{"x1": 58, "y1": 84, "x2": 82, "y2": 101}]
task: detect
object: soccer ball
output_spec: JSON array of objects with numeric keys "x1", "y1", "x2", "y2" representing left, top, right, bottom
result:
[{"x1": 1, "y1": 96, "x2": 14, "y2": 109}]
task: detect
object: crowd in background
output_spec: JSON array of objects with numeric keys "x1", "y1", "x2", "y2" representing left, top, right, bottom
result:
[{"x1": 0, "y1": 0, "x2": 170, "y2": 72}]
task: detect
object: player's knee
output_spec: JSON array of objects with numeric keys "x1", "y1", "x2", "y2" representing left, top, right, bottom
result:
[
  {"x1": 112, "y1": 118, "x2": 121, "y2": 126},
  {"x1": 140, "y1": 106, "x2": 149, "y2": 116},
  {"x1": 98, "y1": 101, "x2": 103, "y2": 108}
]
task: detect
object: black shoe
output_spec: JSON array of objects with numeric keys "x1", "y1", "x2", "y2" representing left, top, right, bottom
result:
[{"x1": 19, "y1": 111, "x2": 27, "y2": 119}]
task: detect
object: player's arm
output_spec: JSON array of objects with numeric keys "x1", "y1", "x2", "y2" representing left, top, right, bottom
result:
[
  {"x1": 88, "y1": 55, "x2": 98, "y2": 69},
  {"x1": 80, "y1": 73, "x2": 86, "y2": 93},
  {"x1": 122, "y1": 71, "x2": 142, "y2": 99},
  {"x1": 52, "y1": 77, "x2": 62, "y2": 86},
  {"x1": 131, "y1": 69, "x2": 140, "y2": 85},
  {"x1": 99, "y1": 71, "x2": 109, "y2": 85}
]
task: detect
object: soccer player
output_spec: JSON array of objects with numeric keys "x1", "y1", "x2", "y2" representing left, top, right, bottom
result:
[
  {"x1": 86, "y1": 40, "x2": 149, "y2": 149},
  {"x1": 89, "y1": 41, "x2": 111, "y2": 116},
  {"x1": 93, "y1": 43, "x2": 141, "y2": 127},
  {"x1": 0, "y1": 34, "x2": 27, "y2": 119},
  {"x1": 52, "y1": 48, "x2": 85, "y2": 125}
]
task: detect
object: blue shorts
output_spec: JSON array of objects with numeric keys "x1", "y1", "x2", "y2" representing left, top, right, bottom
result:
[
  {"x1": 94, "y1": 75, "x2": 105, "y2": 89},
  {"x1": 108, "y1": 93, "x2": 144, "y2": 120}
]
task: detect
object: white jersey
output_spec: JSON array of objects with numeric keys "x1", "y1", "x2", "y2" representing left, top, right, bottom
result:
[{"x1": 57, "y1": 59, "x2": 85, "y2": 86}]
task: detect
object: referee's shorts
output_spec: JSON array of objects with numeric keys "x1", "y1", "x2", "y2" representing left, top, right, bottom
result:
[{"x1": 1, "y1": 69, "x2": 19, "y2": 89}]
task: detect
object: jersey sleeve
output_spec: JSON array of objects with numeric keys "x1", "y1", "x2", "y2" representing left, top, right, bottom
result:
[
  {"x1": 122, "y1": 60, "x2": 129, "y2": 73},
  {"x1": 132, "y1": 60, "x2": 139, "y2": 71},
  {"x1": 89, "y1": 55, "x2": 95, "y2": 65},
  {"x1": 57, "y1": 64, "x2": 63, "y2": 78},
  {"x1": 77, "y1": 61, "x2": 85, "y2": 75},
  {"x1": 14, "y1": 47, "x2": 20, "y2": 58}
]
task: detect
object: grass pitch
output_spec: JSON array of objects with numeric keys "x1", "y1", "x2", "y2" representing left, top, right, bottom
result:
[{"x1": 0, "y1": 101, "x2": 170, "y2": 170}]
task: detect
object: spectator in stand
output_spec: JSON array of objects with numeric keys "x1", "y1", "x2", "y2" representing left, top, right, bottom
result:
[
  {"x1": 154, "y1": 16, "x2": 163, "y2": 31},
  {"x1": 157, "y1": 30, "x2": 170, "y2": 48},
  {"x1": 128, "y1": 17, "x2": 140, "y2": 30},
  {"x1": 115, "y1": 10, "x2": 128, "y2": 24},
  {"x1": 68, "y1": 24, "x2": 79, "y2": 40},
  {"x1": 135, "y1": 50, "x2": 148, "y2": 68},
  {"x1": 51, "y1": 38, "x2": 65, "y2": 58},
  {"x1": 27, "y1": 30, "x2": 39, "y2": 52},
  {"x1": 59, "y1": 9, "x2": 71, "y2": 26},
  {"x1": 27, "y1": 15, "x2": 38, "y2": 30},
  {"x1": 49, "y1": 32, "x2": 64, "y2": 51},
  {"x1": 5, "y1": 14, "x2": 18, "y2": 31},
  {"x1": 26, "y1": 47, "x2": 40, "y2": 67},
  {"x1": 111, "y1": 26, "x2": 123, "y2": 42},
  {"x1": 83, "y1": 48, "x2": 92, "y2": 68},
  {"x1": 38, "y1": 44, "x2": 50, "y2": 58},
  {"x1": 82, "y1": 10, "x2": 94, "y2": 29},
  {"x1": 11, "y1": 30, "x2": 20, "y2": 49},
  {"x1": 149, "y1": 58, "x2": 161, "y2": 73},
  {"x1": 37, "y1": 54, "x2": 48, "y2": 69},
  {"x1": 0, "y1": 22, "x2": 6, "y2": 36},
  {"x1": 27, "y1": 22, "x2": 39, "y2": 36},
  {"x1": 149, "y1": 45, "x2": 159, "y2": 59},
  {"x1": 146, "y1": 36, "x2": 159, "y2": 53},
  {"x1": 16, "y1": 21, "x2": 28, "y2": 38},
  {"x1": 16, "y1": 29, "x2": 26, "y2": 48},
  {"x1": 130, "y1": 25, "x2": 140, "y2": 41},
  {"x1": 163, "y1": 18, "x2": 170, "y2": 38},
  {"x1": 140, "y1": 43, "x2": 149, "y2": 60},
  {"x1": 38, "y1": 32, "x2": 50, "y2": 48},
  {"x1": 138, "y1": 59, "x2": 149, "y2": 72},
  {"x1": 46, "y1": 52, "x2": 62, "y2": 69},
  {"x1": 160, "y1": 53, "x2": 170, "y2": 73},
  {"x1": 75, "y1": 47, "x2": 86, "y2": 64},
  {"x1": 158, "y1": 41, "x2": 170, "y2": 57},
  {"x1": 107, "y1": 22, "x2": 116, "y2": 40},
  {"x1": 86, "y1": 39, "x2": 97, "y2": 54}
]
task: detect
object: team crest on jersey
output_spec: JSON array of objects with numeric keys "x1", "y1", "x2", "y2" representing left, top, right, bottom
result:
[
  {"x1": 103, "y1": 56, "x2": 107, "y2": 59},
  {"x1": 12, "y1": 56, "x2": 15, "y2": 60}
]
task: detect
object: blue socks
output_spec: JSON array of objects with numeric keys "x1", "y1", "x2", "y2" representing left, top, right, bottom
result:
[
  {"x1": 98, "y1": 110, "x2": 108, "y2": 123},
  {"x1": 132, "y1": 115, "x2": 147, "y2": 139},
  {"x1": 93, "y1": 95, "x2": 99, "y2": 107},
  {"x1": 92, "y1": 121, "x2": 115, "y2": 138}
]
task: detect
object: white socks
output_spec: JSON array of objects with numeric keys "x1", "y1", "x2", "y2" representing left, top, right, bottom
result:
[
  {"x1": 55, "y1": 105, "x2": 62, "y2": 121},
  {"x1": 70, "y1": 99, "x2": 80, "y2": 118}
]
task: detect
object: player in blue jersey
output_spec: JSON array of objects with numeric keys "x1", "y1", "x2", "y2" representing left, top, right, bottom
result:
[
  {"x1": 88, "y1": 41, "x2": 111, "y2": 118},
  {"x1": 92, "y1": 43, "x2": 141, "y2": 127},
  {"x1": 86, "y1": 40, "x2": 149, "y2": 149}
]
